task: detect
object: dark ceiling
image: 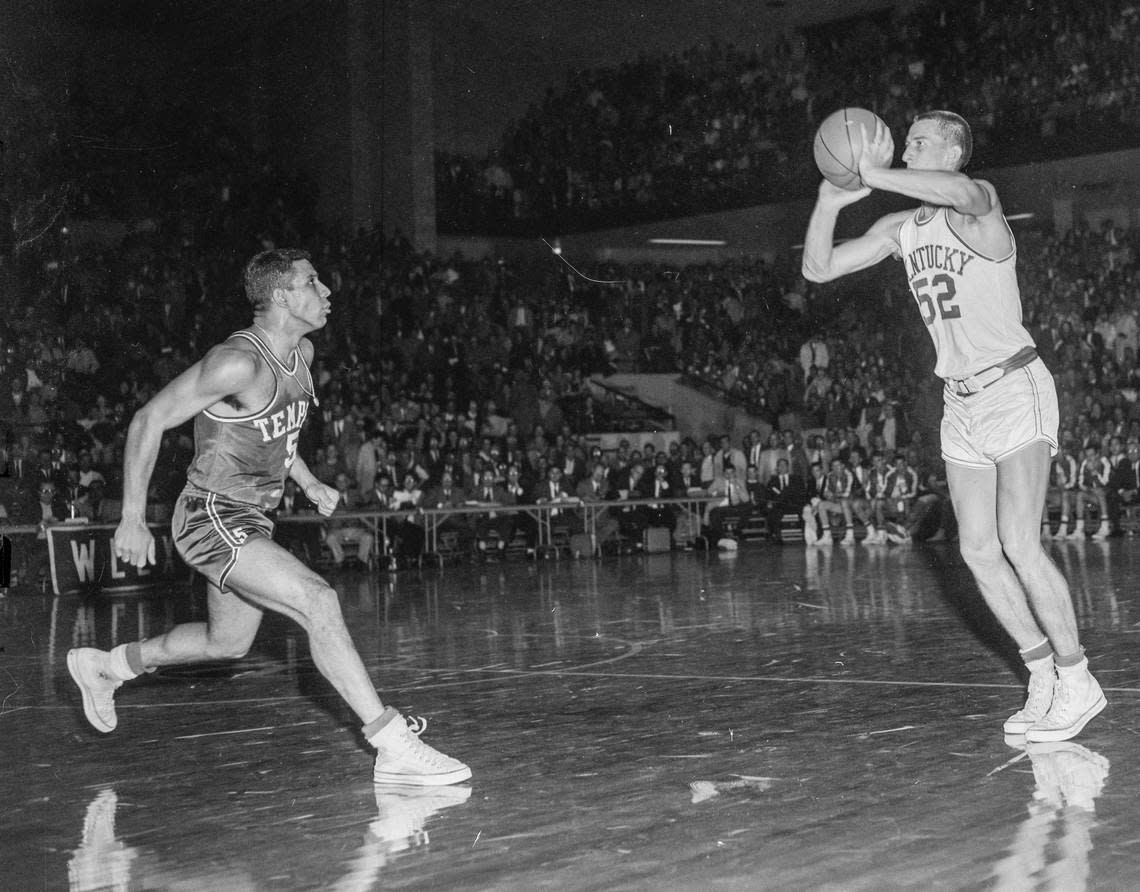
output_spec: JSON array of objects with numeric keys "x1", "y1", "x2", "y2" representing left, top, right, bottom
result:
[{"x1": 38, "y1": 0, "x2": 897, "y2": 152}]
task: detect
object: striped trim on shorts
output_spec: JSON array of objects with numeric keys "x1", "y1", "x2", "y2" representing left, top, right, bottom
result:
[{"x1": 172, "y1": 488, "x2": 275, "y2": 591}]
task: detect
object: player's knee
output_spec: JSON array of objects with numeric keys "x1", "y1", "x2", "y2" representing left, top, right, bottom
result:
[
  {"x1": 1001, "y1": 534, "x2": 1044, "y2": 572},
  {"x1": 958, "y1": 537, "x2": 1001, "y2": 568},
  {"x1": 204, "y1": 637, "x2": 253, "y2": 661},
  {"x1": 300, "y1": 579, "x2": 345, "y2": 625}
]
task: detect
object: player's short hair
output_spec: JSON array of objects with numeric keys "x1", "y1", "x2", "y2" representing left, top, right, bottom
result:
[
  {"x1": 243, "y1": 248, "x2": 312, "y2": 312},
  {"x1": 914, "y1": 110, "x2": 973, "y2": 170}
]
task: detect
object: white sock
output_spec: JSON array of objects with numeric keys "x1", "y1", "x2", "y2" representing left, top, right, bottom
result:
[
  {"x1": 365, "y1": 706, "x2": 402, "y2": 747},
  {"x1": 108, "y1": 644, "x2": 141, "y2": 681}
]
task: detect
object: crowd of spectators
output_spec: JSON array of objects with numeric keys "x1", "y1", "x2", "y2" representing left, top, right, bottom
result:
[
  {"x1": 5, "y1": 6, "x2": 1140, "y2": 581},
  {"x1": 5, "y1": 199, "x2": 1140, "y2": 572},
  {"x1": 439, "y1": 0, "x2": 1140, "y2": 231}
]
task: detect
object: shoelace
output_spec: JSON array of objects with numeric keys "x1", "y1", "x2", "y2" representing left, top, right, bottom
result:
[
  {"x1": 398, "y1": 716, "x2": 452, "y2": 767},
  {"x1": 1024, "y1": 672, "x2": 1053, "y2": 715},
  {"x1": 1053, "y1": 675, "x2": 1076, "y2": 711},
  {"x1": 1037, "y1": 675, "x2": 1083, "y2": 728},
  {"x1": 97, "y1": 668, "x2": 121, "y2": 687}
]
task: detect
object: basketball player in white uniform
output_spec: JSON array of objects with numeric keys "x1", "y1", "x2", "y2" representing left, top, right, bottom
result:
[{"x1": 801, "y1": 111, "x2": 1105, "y2": 743}]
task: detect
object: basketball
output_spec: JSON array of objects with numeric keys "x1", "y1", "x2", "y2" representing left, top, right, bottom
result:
[{"x1": 813, "y1": 107, "x2": 885, "y2": 190}]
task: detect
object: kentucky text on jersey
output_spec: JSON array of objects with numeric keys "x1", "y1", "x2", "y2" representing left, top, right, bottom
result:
[
  {"x1": 897, "y1": 207, "x2": 1033, "y2": 379},
  {"x1": 252, "y1": 400, "x2": 309, "y2": 443},
  {"x1": 904, "y1": 244, "x2": 976, "y2": 278}
]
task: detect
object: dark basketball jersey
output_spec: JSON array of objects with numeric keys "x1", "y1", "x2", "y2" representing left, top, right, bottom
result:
[{"x1": 184, "y1": 330, "x2": 317, "y2": 510}]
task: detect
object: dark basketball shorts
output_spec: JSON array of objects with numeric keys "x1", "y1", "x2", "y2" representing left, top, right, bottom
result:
[
  {"x1": 172, "y1": 488, "x2": 275, "y2": 591},
  {"x1": 941, "y1": 357, "x2": 1059, "y2": 470}
]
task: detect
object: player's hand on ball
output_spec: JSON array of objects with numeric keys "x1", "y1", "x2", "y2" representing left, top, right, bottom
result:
[
  {"x1": 818, "y1": 178, "x2": 871, "y2": 205},
  {"x1": 308, "y1": 482, "x2": 340, "y2": 517},
  {"x1": 113, "y1": 519, "x2": 156, "y2": 568},
  {"x1": 858, "y1": 119, "x2": 894, "y2": 178}
]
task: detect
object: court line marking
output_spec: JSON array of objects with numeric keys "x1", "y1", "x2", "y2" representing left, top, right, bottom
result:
[
  {"x1": 394, "y1": 667, "x2": 1140, "y2": 694},
  {"x1": 8, "y1": 625, "x2": 1140, "y2": 714},
  {"x1": 173, "y1": 721, "x2": 318, "y2": 740},
  {"x1": 34, "y1": 668, "x2": 1140, "y2": 710},
  {"x1": 9, "y1": 670, "x2": 1140, "y2": 714}
]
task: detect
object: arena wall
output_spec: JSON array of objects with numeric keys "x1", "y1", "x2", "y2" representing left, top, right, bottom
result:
[{"x1": 439, "y1": 147, "x2": 1140, "y2": 265}]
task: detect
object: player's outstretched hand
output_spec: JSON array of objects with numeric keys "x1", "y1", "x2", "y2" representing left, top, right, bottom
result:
[
  {"x1": 858, "y1": 119, "x2": 894, "y2": 178},
  {"x1": 307, "y1": 481, "x2": 341, "y2": 517},
  {"x1": 113, "y1": 518, "x2": 156, "y2": 569},
  {"x1": 817, "y1": 178, "x2": 871, "y2": 206}
]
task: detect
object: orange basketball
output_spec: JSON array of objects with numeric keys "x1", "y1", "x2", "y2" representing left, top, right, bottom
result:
[{"x1": 813, "y1": 107, "x2": 885, "y2": 190}]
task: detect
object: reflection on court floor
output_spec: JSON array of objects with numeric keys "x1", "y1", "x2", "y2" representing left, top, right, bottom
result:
[{"x1": 1, "y1": 539, "x2": 1135, "y2": 890}]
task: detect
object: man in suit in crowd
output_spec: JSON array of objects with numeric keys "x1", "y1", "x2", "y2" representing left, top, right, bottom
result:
[
  {"x1": 15, "y1": 477, "x2": 69, "y2": 535},
  {"x1": 781, "y1": 429, "x2": 810, "y2": 481},
  {"x1": 705, "y1": 465, "x2": 752, "y2": 544},
  {"x1": 642, "y1": 462, "x2": 677, "y2": 531},
  {"x1": 672, "y1": 460, "x2": 704, "y2": 496},
  {"x1": 753, "y1": 432, "x2": 784, "y2": 485},
  {"x1": 427, "y1": 469, "x2": 472, "y2": 550},
  {"x1": 801, "y1": 461, "x2": 828, "y2": 545},
  {"x1": 324, "y1": 401, "x2": 360, "y2": 473},
  {"x1": 762, "y1": 458, "x2": 806, "y2": 543},
  {"x1": 575, "y1": 461, "x2": 620, "y2": 545},
  {"x1": 422, "y1": 433, "x2": 448, "y2": 487},
  {"x1": 469, "y1": 469, "x2": 515, "y2": 558},
  {"x1": 1107, "y1": 439, "x2": 1139, "y2": 536},
  {"x1": 324, "y1": 472, "x2": 374, "y2": 567},
  {"x1": 312, "y1": 443, "x2": 349, "y2": 487},
  {"x1": 712, "y1": 435, "x2": 747, "y2": 483},
  {"x1": 670, "y1": 458, "x2": 706, "y2": 544},
  {"x1": 1069, "y1": 442, "x2": 1111, "y2": 540}
]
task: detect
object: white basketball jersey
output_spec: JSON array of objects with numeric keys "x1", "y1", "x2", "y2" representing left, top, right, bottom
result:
[{"x1": 897, "y1": 207, "x2": 1034, "y2": 379}]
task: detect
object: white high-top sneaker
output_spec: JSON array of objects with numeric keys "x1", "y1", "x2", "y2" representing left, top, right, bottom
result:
[
  {"x1": 371, "y1": 709, "x2": 472, "y2": 786},
  {"x1": 67, "y1": 647, "x2": 137, "y2": 733},
  {"x1": 1026, "y1": 658, "x2": 1106, "y2": 743},
  {"x1": 1003, "y1": 657, "x2": 1056, "y2": 735}
]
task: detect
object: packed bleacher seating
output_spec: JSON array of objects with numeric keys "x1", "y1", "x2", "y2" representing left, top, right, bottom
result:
[
  {"x1": 7, "y1": 5, "x2": 1140, "y2": 589},
  {"x1": 438, "y1": 0, "x2": 1140, "y2": 232},
  {"x1": 6, "y1": 201, "x2": 1140, "y2": 580}
]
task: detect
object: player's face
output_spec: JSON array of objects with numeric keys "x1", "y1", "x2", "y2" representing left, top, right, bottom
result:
[
  {"x1": 901, "y1": 120, "x2": 958, "y2": 172},
  {"x1": 285, "y1": 260, "x2": 332, "y2": 330}
]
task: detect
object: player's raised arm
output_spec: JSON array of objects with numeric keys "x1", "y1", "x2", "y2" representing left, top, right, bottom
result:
[
  {"x1": 114, "y1": 345, "x2": 259, "y2": 566},
  {"x1": 801, "y1": 182, "x2": 906, "y2": 283},
  {"x1": 859, "y1": 161, "x2": 991, "y2": 218},
  {"x1": 857, "y1": 116, "x2": 992, "y2": 218}
]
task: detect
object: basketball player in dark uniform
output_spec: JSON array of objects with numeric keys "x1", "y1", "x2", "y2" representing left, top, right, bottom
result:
[{"x1": 67, "y1": 249, "x2": 470, "y2": 786}]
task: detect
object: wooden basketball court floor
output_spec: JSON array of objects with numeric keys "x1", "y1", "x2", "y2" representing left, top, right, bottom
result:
[{"x1": 2, "y1": 538, "x2": 1139, "y2": 891}]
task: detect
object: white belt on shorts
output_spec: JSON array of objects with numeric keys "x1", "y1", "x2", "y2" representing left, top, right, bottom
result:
[{"x1": 945, "y1": 347, "x2": 1038, "y2": 397}]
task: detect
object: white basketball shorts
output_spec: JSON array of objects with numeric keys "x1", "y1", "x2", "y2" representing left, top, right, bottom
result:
[{"x1": 941, "y1": 357, "x2": 1059, "y2": 469}]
